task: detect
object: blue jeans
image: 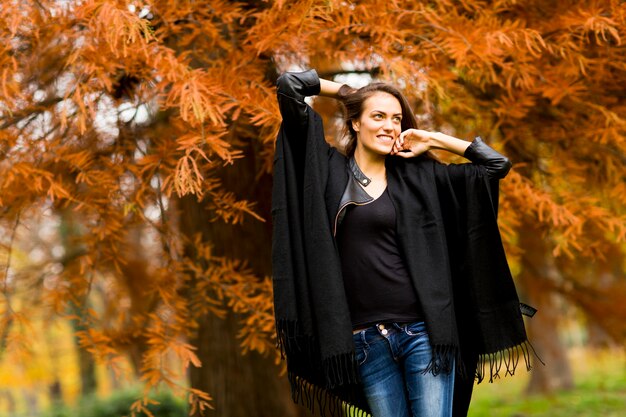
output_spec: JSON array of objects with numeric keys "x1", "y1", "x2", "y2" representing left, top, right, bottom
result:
[{"x1": 352, "y1": 322, "x2": 455, "y2": 417}]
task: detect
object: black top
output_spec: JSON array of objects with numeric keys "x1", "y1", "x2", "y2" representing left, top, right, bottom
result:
[{"x1": 337, "y1": 188, "x2": 424, "y2": 329}]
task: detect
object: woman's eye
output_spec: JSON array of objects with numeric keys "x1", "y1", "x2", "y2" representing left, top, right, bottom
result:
[
  {"x1": 393, "y1": 117, "x2": 401, "y2": 123},
  {"x1": 373, "y1": 114, "x2": 383, "y2": 120}
]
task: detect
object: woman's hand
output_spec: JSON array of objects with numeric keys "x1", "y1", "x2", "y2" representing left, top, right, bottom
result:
[
  {"x1": 391, "y1": 129, "x2": 433, "y2": 157},
  {"x1": 337, "y1": 84, "x2": 357, "y2": 100},
  {"x1": 391, "y1": 130, "x2": 472, "y2": 157}
]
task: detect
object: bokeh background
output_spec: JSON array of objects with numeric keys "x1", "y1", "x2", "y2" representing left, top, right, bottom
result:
[{"x1": 1, "y1": 1, "x2": 625, "y2": 416}]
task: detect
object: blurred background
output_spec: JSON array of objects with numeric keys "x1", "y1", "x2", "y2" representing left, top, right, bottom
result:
[{"x1": 0, "y1": 1, "x2": 624, "y2": 416}]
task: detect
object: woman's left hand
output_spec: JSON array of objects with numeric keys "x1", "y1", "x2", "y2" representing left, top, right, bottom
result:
[{"x1": 391, "y1": 129, "x2": 433, "y2": 157}]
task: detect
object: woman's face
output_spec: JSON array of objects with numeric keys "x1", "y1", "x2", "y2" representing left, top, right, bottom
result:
[{"x1": 352, "y1": 92, "x2": 402, "y2": 158}]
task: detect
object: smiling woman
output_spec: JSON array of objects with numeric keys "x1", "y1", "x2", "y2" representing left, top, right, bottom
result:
[
  {"x1": 339, "y1": 82, "x2": 417, "y2": 159},
  {"x1": 353, "y1": 93, "x2": 402, "y2": 156},
  {"x1": 272, "y1": 69, "x2": 530, "y2": 417}
]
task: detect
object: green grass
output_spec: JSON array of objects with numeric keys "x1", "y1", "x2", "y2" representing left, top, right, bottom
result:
[
  {"x1": 470, "y1": 382, "x2": 626, "y2": 417},
  {"x1": 38, "y1": 389, "x2": 187, "y2": 417},
  {"x1": 468, "y1": 348, "x2": 626, "y2": 417}
]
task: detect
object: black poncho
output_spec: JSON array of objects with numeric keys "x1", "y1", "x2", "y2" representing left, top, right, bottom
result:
[{"x1": 272, "y1": 75, "x2": 533, "y2": 417}]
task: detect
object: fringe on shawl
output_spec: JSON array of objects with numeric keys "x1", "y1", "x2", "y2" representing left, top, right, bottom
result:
[
  {"x1": 287, "y1": 373, "x2": 370, "y2": 417},
  {"x1": 421, "y1": 340, "x2": 544, "y2": 385},
  {"x1": 475, "y1": 339, "x2": 544, "y2": 384},
  {"x1": 323, "y1": 350, "x2": 361, "y2": 387},
  {"x1": 275, "y1": 318, "x2": 299, "y2": 360},
  {"x1": 278, "y1": 319, "x2": 543, "y2": 416},
  {"x1": 276, "y1": 319, "x2": 361, "y2": 385},
  {"x1": 276, "y1": 319, "x2": 369, "y2": 416},
  {"x1": 423, "y1": 344, "x2": 465, "y2": 379}
]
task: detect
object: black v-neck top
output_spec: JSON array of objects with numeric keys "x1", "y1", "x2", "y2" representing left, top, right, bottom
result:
[{"x1": 337, "y1": 188, "x2": 424, "y2": 329}]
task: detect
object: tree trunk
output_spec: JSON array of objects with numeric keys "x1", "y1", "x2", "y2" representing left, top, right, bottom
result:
[
  {"x1": 517, "y1": 221, "x2": 574, "y2": 395},
  {"x1": 0, "y1": 391, "x2": 16, "y2": 416},
  {"x1": 48, "y1": 379, "x2": 63, "y2": 406},
  {"x1": 59, "y1": 209, "x2": 98, "y2": 397},
  {"x1": 188, "y1": 311, "x2": 298, "y2": 417},
  {"x1": 69, "y1": 309, "x2": 98, "y2": 396},
  {"x1": 179, "y1": 137, "x2": 300, "y2": 417}
]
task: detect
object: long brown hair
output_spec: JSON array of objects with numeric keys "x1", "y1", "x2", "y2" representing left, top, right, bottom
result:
[{"x1": 341, "y1": 83, "x2": 418, "y2": 157}]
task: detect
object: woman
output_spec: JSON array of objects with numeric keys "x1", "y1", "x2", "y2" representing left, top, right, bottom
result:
[{"x1": 272, "y1": 69, "x2": 533, "y2": 417}]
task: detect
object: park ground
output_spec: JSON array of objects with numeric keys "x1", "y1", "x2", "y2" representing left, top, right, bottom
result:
[{"x1": 469, "y1": 347, "x2": 626, "y2": 417}]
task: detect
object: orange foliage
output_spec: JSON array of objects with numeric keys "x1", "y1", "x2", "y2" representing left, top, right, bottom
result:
[{"x1": 1, "y1": 0, "x2": 625, "y2": 412}]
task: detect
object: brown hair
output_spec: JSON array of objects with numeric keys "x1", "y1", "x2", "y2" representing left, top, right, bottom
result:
[{"x1": 341, "y1": 83, "x2": 418, "y2": 157}]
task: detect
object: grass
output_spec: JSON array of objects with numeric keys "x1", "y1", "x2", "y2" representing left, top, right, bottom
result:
[{"x1": 468, "y1": 347, "x2": 626, "y2": 417}]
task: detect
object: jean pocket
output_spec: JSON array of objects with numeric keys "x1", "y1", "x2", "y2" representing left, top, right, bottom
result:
[
  {"x1": 355, "y1": 343, "x2": 369, "y2": 366},
  {"x1": 353, "y1": 334, "x2": 370, "y2": 366},
  {"x1": 404, "y1": 321, "x2": 427, "y2": 336}
]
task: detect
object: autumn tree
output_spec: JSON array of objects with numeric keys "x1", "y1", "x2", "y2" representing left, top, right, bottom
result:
[
  {"x1": 1, "y1": 1, "x2": 290, "y2": 415},
  {"x1": 1, "y1": 0, "x2": 626, "y2": 416}
]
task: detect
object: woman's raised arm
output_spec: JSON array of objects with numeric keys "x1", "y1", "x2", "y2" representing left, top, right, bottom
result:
[
  {"x1": 276, "y1": 69, "x2": 354, "y2": 133},
  {"x1": 319, "y1": 78, "x2": 345, "y2": 98},
  {"x1": 276, "y1": 70, "x2": 321, "y2": 132},
  {"x1": 394, "y1": 130, "x2": 512, "y2": 179}
]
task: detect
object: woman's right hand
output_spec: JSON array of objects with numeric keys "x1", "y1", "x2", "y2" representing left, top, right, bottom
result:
[
  {"x1": 392, "y1": 129, "x2": 434, "y2": 158},
  {"x1": 392, "y1": 129, "x2": 473, "y2": 158},
  {"x1": 337, "y1": 84, "x2": 357, "y2": 100}
]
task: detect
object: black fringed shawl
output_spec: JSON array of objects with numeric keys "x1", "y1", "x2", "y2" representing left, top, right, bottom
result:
[{"x1": 272, "y1": 79, "x2": 532, "y2": 417}]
